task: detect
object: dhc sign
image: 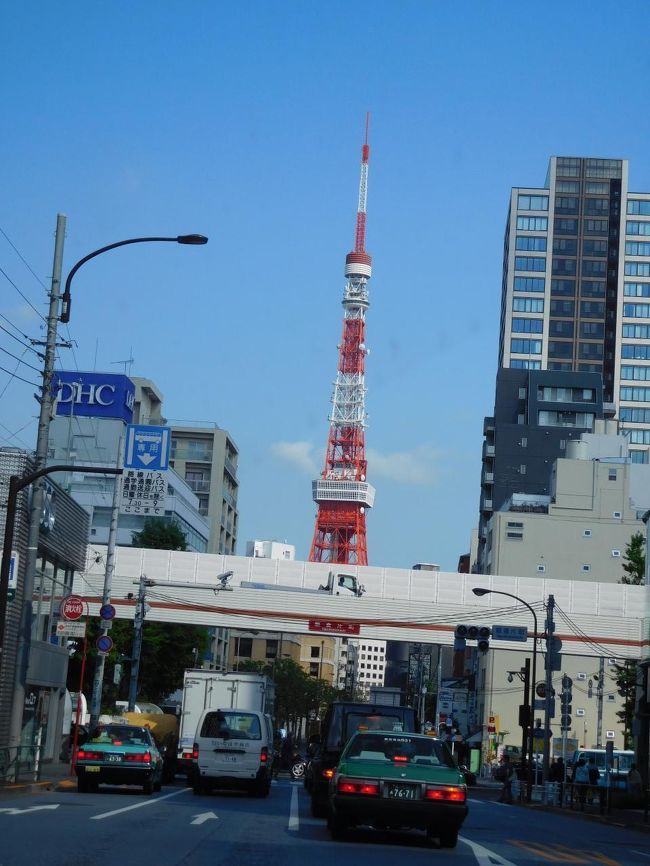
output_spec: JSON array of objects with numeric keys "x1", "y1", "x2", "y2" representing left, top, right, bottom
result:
[{"x1": 53, "y1": 371, "x2": 135, "y2": 423}]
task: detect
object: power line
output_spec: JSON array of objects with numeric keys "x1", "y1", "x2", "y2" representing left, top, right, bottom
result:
[
  {"x1": 0, "y1": 323, "x2": 41, "y2": 357},
  {"x1": 0, "y1": 362, "x2": 40, "y2": 387},
  {"x1": 0, "y1": 226, "x2": 49, "y2": 291},
  {"x1": 0, "y1": 344, "x2": 41, "y2": 373},
  {"x1": 0, "y1": 265, "x2": 47, "y2": 323}
]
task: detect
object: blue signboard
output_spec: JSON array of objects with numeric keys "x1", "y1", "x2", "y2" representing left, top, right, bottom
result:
[
  {"x1": 492, "y1": 625, "x2": 529, "y2": 642},
  {"x1": 124, "y1": 424, "x2": 171, "y2": 471},
  {"x1": 52, "y1": 371, "x2": 135, "y2": 423}
]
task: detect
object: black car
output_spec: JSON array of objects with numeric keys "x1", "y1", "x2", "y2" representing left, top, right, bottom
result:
[{"x1": 305, "y1": 700, "x2": 418, "y2": 817}]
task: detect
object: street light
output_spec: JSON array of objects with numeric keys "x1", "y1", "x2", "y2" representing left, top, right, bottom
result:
[
  {"x1": 473, "y1": 586, "x2": 538, "y2": 802},
  {"x1": 60, "y1": 234, "x2": 208, "y2": 323}
]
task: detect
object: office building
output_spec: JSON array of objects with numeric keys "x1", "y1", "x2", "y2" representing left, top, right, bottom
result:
[
  {"x1": 47, "y1": 372, "x2": 209, "y2": 551},
  {"x1": 246, "y1": 540, "x2": 295, "y2": 560},
  {"x1": 169, "y1": 425, "x2": 239, "y2": 555}
]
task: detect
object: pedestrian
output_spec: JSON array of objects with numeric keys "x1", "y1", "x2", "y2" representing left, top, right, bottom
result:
[
  {"x1": 496, "y1": 754, "x2": 514, "y2": 804},
  {"x1": 586, "y1": 756, "x2": 600, "y2": 804},
  {"x1": 627, "y1": 762, "x2": 643, "y2": 797},
  {"x1": 572, "y1": 758, "x2": 589, "y2": 808}
]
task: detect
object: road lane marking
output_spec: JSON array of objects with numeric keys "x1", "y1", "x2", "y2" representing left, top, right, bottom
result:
[
  {"x1": 288, "y1": 784, "x2": 299, "y2": 831},
  {"x1": 509, "y1": 841, "x2": 621, "y2": 866},
  {"x1": 191, "y1": 811, "x2": 218, "y2": 825},
  {"x1": 91, "y1": 786, "x2": 188, "y2": 820},
  {"x1": 0, "y1": 805, "x2": 60, "y2": 816},
  {"x1": 460, "y1": 836, "x2": 520, "y2": 866}
]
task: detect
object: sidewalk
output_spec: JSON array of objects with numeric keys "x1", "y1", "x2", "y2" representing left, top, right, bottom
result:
[
  {"x1": 0, "y1": 760, "x2": 77, "y2": 797},
  {"x1": 475, "y1": 776, "x2": 650, "y2": 834}
]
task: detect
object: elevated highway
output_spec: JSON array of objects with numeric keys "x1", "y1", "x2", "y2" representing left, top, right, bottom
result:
[{"x1": 72, "y1": 546, "x2": 646, "y2": 661}]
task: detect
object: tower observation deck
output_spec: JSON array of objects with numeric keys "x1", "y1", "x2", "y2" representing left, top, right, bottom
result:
[{"x1": 309, "y1": 116, "x2": 375, "y2": 565}]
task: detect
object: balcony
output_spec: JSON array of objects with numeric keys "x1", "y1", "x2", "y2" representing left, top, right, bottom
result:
[
  {"x1": 483, "y1": 442, "x2": 496, "y2": 459},
  {"x1": 482, "y1": 471, "x2": 494, "y2": 484},
  {"x1": 186, "y1": 479, "x2": 211, "y2": 493}
]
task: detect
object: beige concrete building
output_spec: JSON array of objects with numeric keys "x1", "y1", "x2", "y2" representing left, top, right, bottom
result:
[
  {"x1": 485, "y1": 428, "x2": 650, "y2": 581},
  {"x1": 226, "y1": 630, "x2": 338, "y2": 685}
]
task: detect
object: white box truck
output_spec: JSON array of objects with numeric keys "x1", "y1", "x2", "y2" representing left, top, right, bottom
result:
[{"x1": 177, "y1": 670, "x2": 274, "y2": 773}]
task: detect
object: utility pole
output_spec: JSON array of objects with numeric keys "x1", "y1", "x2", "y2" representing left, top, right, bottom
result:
[
  {"x1": 542, "y1": 594, "x2": 556, "y2": 783},
  {"x1": 127, "y1": 574, "x2": 148, "y2": 711},
  {"x1": 596, "y1": 656, "x2": 604, "y2": 748},
  {"x1": 7, "y1": 215, "x2": 68, "y2": 772},
  {"x1": 89, "y1": 435, "x2": 123, "y2": 728}
]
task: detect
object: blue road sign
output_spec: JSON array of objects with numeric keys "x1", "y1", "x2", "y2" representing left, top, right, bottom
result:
[
  {"x1": 492, "y1": 625, "x2": 528, "y2": 642},
  {"x1": 124, "y1": 424, "x2": 171, "y2": 471},
  {"x1": 99, "y1": 603, "x2": 116, "y2": 620},
  {"x1": 96, "y1": 635, "x2": 114, "y2": 654}
]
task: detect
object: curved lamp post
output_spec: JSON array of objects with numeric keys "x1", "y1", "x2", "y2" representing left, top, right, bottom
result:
[
  {"x1": 60, "y1": 234, "x2": 208, "y2": 323},
  {"x1": 473, "y1": 586, "x2": 538, "y2": 803}
]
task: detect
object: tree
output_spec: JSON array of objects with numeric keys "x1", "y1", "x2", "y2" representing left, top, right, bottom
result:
[
  {"x1": 612, "y1": 660, "x2": 637, "y2": 749},
  {"x1": 621, "y1": 531, "x2": 645, "y2": 585},
  {"x1": 67, "y1": 517, "x2": 209, "y2": 710},
  {"x1": 131, "y1": 518, "x2": 188, "y2": 550}
]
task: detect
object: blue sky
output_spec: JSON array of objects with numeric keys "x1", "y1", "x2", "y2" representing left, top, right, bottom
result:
[{"x1": 2, "y1": 2, "x2": 650, "y2": 570}]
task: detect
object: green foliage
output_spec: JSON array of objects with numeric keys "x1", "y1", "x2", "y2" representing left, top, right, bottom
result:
[
  {"x1": 131, "y1": 518, "x2": 187, "y2": 551},
  {"x1": 270, "y1": 658, "x2": 338, "y2": 733},
  {"x1": 612, "y1": 659, "x2": 637, "y2": 749},
  {"x1": 621, "y1": 531, "x2": 645, "y2": 585}
]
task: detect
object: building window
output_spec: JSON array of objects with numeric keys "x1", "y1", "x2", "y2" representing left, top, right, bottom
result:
[
  {"x1": 511, "y1": 339, "x2": 542, "y2": 354},
  {"x1": 555, "y1": 218, "x2": 578, "y2": 234},
  {"x1": 550, "y1": 299, "x2": 575, "y2": 315},
  {"x1": 582, "y1": 260, "x2": 607, "y2": 277},
  {"x1": 309, "y1": 663, "x2": 319, "y2": 677},
  {"x1": 626, "y1": 241, "x2": 650, "y2": 256},
  {"x1": 552, "y1": 258, "x2": 577, "y2": 275},
  {"x1": 629, "y1": 429, "x2": 650, "y2": 444},
  {"x1": 624, "y1": 283, "x2": 650, "y2": 297},
  {"x1": 310, "y1": 646, "x2": 320, "y2": 658},
  {"x1": 537, "y1": 564, "x2": 545, "y2": 572},
  {"x1": 513, "y1": 276, "x2": 545, "y2": 292},
  {"x1": 520, "y1": 464, "x2": 527, "y2": 474},
  {"x1": 621, "y1": 365, "x2": 650, "y2": 381},
  {"x1": 628, "y1": 200, "x2": 650, "y2": 216},
  {"x1": 548, "y1": 341, "x2": 573, "y2": 358},
  {"x1": 620, "y1": 386, "x2": 650, "y2": 401},
  {"x1": 553, "y1": 238, "x2": 578, "y2": 254},
  {"x1": 551, "y1": 279, "x2": 576, "y2": 296},
  {"x1": 515, "y1": 256, "x2": 546, "y2": 272},
  {"x1": 265, "y1": 640, "x2": 278, "y2": 659},
  {"x1": 584, "y1": 218, "x2": 609, "y2": 233},
  {"x1": 626, "y1": 220, "x2": 650, "y2": 236},
  {"x1": 620, "y1": 407, "x2": 650, "y2": 422},
  {"x1": 582, "y1": 280, "x2": 606, "y2": 297},
  {"x1": 516, "y1": 236, "x2": 547, "y2": 251},
  {"x1": 625, "y1": 262, "x2": 650, "y2": 277},
  {"x1": 623, "y1": 323, "x2": 650, "y2": 338},
  {"x1": 581, "y1": 564, "x2": 591, "y2": 572},
  {"x1": 612, "y1": 550, "x2": 621, "y2": 558},
  {"x1": 513, "y1": 297, "x2": 544, "y2": 313},
  {"x1": 512, "y1": 318, "x2": 543, "y2": 333},
  {"x1": 236, "y1": 637, "x2": 252, "y2": 657},
  {"x1": 555, "y1": 196, "x2": 579, "y2": 214},
  {"x1": 583, "y1": 239, "x2": 608, "y2": 256},
  {"x1": 583, "y1": 529, "x2": 592, "y2": 537},
  {"x1": 538, "y1": 410, "x2": 595, "y2": 428},
  {"x1": 550, "y1": 321, "x2": 574, "y2": 337},
  {"x1": 506, "y1": 531, "x2": 523, "y2": 540},
  {"x1": 631, "y1": 450, "x2": 649, "y2": 464},
  {"x1": 518, "y1": 194, "x2": 548, "y2": 211},
  {"x1": 556, "y1": 181, "x2": 580, "y2": 193},
  {"x1": 613, "y1": 511, "x2": 622, "y2": 518},
  {"x1": 510, "y1": 359, "x2": 541, "y2": 369},
  {"x1": 517, "y1": 216, "x2": 548, "y2": 230}
]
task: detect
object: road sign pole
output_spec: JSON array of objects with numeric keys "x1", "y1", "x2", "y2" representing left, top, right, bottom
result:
[
  {"x1": 89, "y1": 434, "x2": 123, "y2": 729},
  {"x1": 127, "y1": 574, "x2": 148, "y2": 711},
  {"x1": 542, "y1": 594, "x2": 556, "y2": 784}
]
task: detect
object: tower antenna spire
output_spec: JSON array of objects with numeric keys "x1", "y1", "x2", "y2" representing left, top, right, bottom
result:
[{"x1": 309, "y1": 117, "x2": 376, "y2": 566}]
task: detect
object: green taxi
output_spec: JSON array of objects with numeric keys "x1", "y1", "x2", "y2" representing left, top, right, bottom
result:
[
  {"x1": 327, "y1": 730, "x2": 468, "y2": 847},
  {"x1": 75, "y1": 723, "x2": 164, "y2": 795}
]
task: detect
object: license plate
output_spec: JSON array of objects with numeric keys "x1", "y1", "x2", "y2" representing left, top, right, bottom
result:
[
  {"x1": 221, "y1": 755, "x2": 238, "y2": 762},
  {"x1": 84, "y1": 766, "x2": 100, "y2": 773},
  {"x1": 107, "y1": 754, "x2": 122, "y2": 763},
  {"x1": 386, "y1": 784, "x2": 417, "y2": 799}
]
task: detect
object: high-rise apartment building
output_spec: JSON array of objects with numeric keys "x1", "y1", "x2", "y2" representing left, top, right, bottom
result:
[
  {"x1": 499, "y1": 156, "x2": 650, "y2": 462},
  {"x1": 169, "y1": 425, "x2": 239, "y2": 555},
  {"x1": 476, "y1": 156, "x2": 650, "y2": 571}
]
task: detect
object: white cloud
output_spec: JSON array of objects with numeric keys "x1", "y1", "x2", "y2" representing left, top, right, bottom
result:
[
  {"x1": 367, "y1": 445, "x2": 441, "y2": 486},
  {"x1": 271, "y1": 440, "x2": 319, "y2": 475},
  {"x1": 271, "y1": 440, "x2": 441, "y2": 486}
]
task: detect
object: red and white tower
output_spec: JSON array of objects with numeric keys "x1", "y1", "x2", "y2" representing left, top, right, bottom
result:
[{"x1": 309, "y1": 116, "x2": 376, "y2": 565}]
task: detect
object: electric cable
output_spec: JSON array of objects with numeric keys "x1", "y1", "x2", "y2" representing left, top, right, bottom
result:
[
  {"x1": 0, "y1": 264, "x2": 46, "y2": 322},
  {"x1": 0, "y1": 362, "x2": 40, "y2": 387},
  {"x1": 0, "y1": 344, "x2": 42, "y2": 373}
]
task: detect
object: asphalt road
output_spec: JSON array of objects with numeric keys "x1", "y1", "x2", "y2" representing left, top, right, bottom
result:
[{"x1": 0, "y1": 780, "x2": 648, "y2": 866}]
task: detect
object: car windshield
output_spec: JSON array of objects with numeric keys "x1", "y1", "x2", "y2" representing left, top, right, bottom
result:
[
  {"x1": 89, "y1": 726, "x2": 150, "y2": 747},
  {"x1": 343, "y1": 732, "x2": 455, "y2": 767}
]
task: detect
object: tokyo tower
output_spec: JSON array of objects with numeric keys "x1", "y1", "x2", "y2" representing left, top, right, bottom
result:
[{"x1": 309, "y1": 115, "x2": 376, "y2": 565}]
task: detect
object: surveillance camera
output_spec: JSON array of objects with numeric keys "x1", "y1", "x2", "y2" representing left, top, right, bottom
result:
[{"x1": 508, "y1": 673, "x2": 513, "y2": 683}]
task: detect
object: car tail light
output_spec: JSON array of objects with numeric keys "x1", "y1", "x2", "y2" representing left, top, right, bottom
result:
[
  {"x1": 192, "y1": 744, "x2": 199, "y2": 760},
  {"x1": 392, "y1": 755, "x2": 409, "y2": 762},
  {"x1": 425, "y1": 785, "x2": 466, "y2": 802},
  {"x1": 337, "y1": 779, "x2": 379, "y2": 796},
  {"x1": 76, "y1": 749, "x2": 102, "y2": 761},
  {"x1": 322, "y1": 768, "x2": 334, "y2": 779},
  {"x1": 260, "y1": 747, "x2": 268, "y2": 764},
  {"x1": 125, "y1": 752, "x2": 152, "y2": 763}
]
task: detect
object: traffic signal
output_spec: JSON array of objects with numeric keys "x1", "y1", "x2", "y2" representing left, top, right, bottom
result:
[
  {"x1": 560, "y1": 674, "x2": 573, "y2": 731},
  {"x1": 477, "y1": 626, "x2": 490, "y2": 654},
  {"x1": 454, "y1": 624, "x2": 491, "y2": 653}
]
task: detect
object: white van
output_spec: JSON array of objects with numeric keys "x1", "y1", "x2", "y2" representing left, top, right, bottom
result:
[
  {"x1": 192, "y1": 708, "x2": 274, "y2": 797},
  {"x1": 568, "y1": 748, "x2": 634, "y2": 789}
]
